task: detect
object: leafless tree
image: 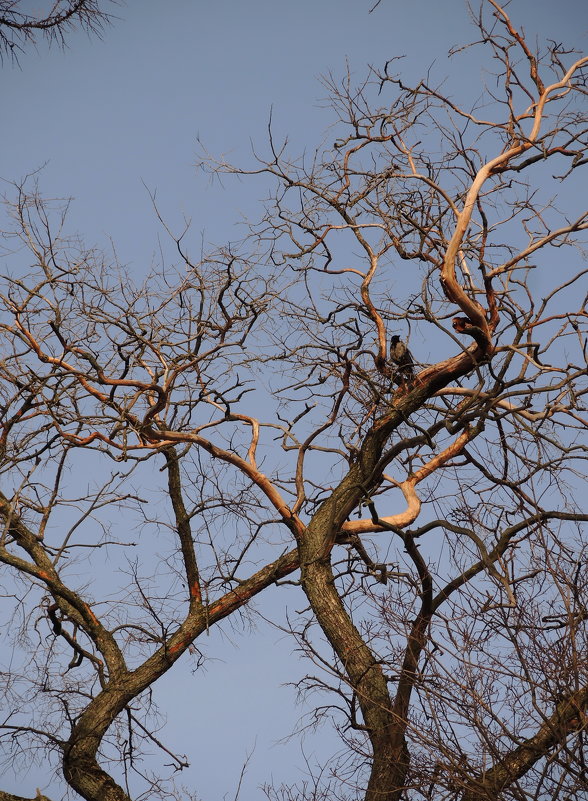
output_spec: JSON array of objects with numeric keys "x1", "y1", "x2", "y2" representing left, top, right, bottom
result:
[
  {"x1": 0, "y1": 3, "x2": 587, "y2": 800},
  {"x1": 0, "y1": 0, "x2": 115, "y2": 60}
]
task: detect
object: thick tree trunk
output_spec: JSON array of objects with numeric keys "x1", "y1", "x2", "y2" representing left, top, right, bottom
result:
[
  {"x1": 297, "y1": 430, "x2": 411, "y2": 799},
  {"x1": 63, "y1": 755, "x2": 131, "y2": 801},
  {"x1": 62, "y1": 694, "x2": 134, "y2": 801},
  {"x1": 300, "y1": 553, "x2": 410, "y2": 801},
  {"x1": 297, "y1": 354, "x2": 486, "y2": 799}
]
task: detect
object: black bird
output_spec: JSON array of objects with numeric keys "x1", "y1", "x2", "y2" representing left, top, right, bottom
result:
[{"x1": 389, "y1": 335, "x2": 414, "y2": 380}]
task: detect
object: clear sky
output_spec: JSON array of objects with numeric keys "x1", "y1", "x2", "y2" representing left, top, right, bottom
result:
[{"x1": 1, "y1": 1, "x2": 587, "y2": 798}]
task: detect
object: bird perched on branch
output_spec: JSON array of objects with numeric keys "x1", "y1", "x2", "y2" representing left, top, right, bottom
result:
[{"x1": 389, "y1": 335, "x2": 414, "y2": 381}]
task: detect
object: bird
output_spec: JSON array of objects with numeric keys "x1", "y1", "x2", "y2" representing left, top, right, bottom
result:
[{"x1": 389, "y1": 335, "x2": 414, "y2": 381}]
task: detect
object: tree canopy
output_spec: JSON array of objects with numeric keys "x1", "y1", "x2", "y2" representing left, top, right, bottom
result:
[{"x1": 0, "y1": 3, "x2": 587, "y2": 800}]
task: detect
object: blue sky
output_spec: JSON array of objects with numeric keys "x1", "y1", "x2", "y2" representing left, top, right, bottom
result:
[
  {"x1": 4, "y1": 0, "x2": 583, "y2": 273},
  {"x1": 1, "y1": 1, "x2": 587, "y2": 798}
]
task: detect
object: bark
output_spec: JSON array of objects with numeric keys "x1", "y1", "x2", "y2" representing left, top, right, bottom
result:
[
  {"x1": 461, "y1": 687, "x2": 588, "y2": 801},
  {"x1": 0, "y1": 793, "x2": 52, "y2": 801},
  {"x1": 298, "y1": 349, "x2": 487, "y2": 800}
]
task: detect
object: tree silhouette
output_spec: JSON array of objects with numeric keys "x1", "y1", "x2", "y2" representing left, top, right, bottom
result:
[
  {"x1": 0, "y1": 0, "x2": 114, "y2": 60},
  {"x1": 0, "y1": 3, "x2": 587, "y2": 800}
]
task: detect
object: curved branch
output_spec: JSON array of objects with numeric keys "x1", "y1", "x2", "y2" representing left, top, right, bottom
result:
[{"x1": 462, "y1": 686, "x2": 588, "y2": 801}]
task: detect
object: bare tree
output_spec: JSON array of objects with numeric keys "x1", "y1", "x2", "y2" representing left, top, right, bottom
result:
[
  {"x1": 0, "y1": 3, "x2": 587, "y2": 800},
  {"x1": 0, "y1": 0, "x2": 115, "y2": 60}
]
